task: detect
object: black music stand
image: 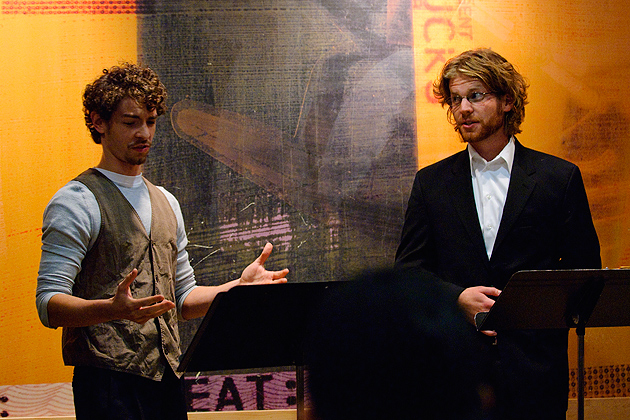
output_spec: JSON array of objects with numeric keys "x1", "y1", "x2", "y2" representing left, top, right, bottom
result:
[
  {"x1": 178, "y1": 281, "x2": 344, "y2": 420},
  {"x1": 475, "y1": 268, "x2": 630, "y2": 420}
]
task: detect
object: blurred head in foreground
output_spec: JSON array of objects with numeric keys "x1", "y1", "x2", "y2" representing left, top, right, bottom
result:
[{"x1": 305, "y1": 268, "x2": 495, "y2": 420}]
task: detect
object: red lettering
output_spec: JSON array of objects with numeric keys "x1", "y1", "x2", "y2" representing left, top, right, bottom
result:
[
  {"x1": 423, "y1": 18, "x2": 456, "y2": 42},
  {"x1": 423, "y1": 48, "x2": 455, "y2": 73},
  {"x1": 414, "y1": 0, "x2": 457, "y2": 12},
  {"x1": 425, "y1": 81, "x2": 439, "y2": 103}
]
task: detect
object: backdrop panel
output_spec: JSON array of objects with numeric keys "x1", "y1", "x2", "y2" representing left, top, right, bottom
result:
[{"x1": 138, "y1": 0, "x2": 418, "y2": 349}]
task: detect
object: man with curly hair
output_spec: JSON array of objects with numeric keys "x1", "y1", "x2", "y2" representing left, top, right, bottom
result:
[
  {"x1": 396, "y1": 49, "x2": 601, "y2": 419},
  {"x1": 36, "y1": 63, "x2": 288, "y2": 419}
]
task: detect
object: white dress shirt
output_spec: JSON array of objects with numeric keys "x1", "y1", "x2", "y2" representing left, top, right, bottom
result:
[{"x1": 468, "y1": 138, "x2": 515, "y2": 259}]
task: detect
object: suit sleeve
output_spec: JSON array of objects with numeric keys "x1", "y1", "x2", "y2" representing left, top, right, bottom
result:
[
  {"x1": 395, "y1": 171, "x2": 467, "y2": 299},
  {"x1": 558, "y1": 165, "x2": 601, "y2": 269},
  {"x1": 395, "y1": 171, "x2": 435, "y2": 270}
]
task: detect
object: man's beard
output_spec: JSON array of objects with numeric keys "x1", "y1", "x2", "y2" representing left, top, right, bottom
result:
[
  {"x1": 456, "y1": 113, "x2": 506, "y2": 144},
  {"x1": 457, "y1": 124, "x2": 503, "y2": 144},
  {"x1": 125, "y1": 142, "x2": 150, "y2": 165},
  {"x1": 127, "y1": 156, "x2": 148, "y2": 165}
]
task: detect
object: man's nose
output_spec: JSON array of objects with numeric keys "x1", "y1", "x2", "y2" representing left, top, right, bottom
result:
[
  {"x1": 459, "y1": 97, "x2": 474, "y2": 112},
  {"x1": 137, "y1": 123, "x2": 151, "y2": 138}
]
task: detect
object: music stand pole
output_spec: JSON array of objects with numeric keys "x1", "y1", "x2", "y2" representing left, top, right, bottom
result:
[
  {"x1": 474, "y1": 269, "x2": 630, "y2": 420},
  {"x1": 296, "y1": 364, "x2": 305, "y2": 420},
  {"x1": 567, "y1": 278, "x2": 605, "y2": 420},
  {"x1": 576, "y1": 324, "x2": 586, "y2": 420}
]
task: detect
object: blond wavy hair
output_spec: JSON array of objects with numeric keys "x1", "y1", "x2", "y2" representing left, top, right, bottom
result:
[{"x1": 433, "y1": 48, "x2": 529, "y2": 137}]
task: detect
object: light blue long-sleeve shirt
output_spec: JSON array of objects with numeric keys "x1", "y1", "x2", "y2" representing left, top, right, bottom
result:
[{"x1": 36, "y1": 168, "x2": 197, "y2": 328}]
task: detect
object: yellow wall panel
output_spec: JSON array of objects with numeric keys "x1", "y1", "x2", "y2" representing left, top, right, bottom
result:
[{"x1": 0, "y1": 10, "x2": 137, "y2": 385}]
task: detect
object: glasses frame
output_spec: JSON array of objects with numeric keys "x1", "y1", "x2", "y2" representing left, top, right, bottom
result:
[{"x1": 449, "y1": 91, "x2": 495, "y2": 108}]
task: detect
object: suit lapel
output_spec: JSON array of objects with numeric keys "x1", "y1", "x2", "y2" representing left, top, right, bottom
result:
[
  {"x1": 493, "y1": 141, "x2": 536, "y2": 254},
  {"x1": 447, "y1": 151, "x2": 489, "y2": 264}
]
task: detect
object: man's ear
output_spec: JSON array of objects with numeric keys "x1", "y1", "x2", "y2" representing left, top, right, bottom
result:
[
  {"x1": 90, "y1": 111, "x2": 107, "y2": 134},
  {"x1": 502, "y1": 95, "x2": 514, "y2": 113}
]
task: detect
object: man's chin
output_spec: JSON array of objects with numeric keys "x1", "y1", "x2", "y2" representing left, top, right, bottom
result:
[
  {"x1": 127, "y1": 156, "x2": 148, "y2": 166},
  {"x1": 456, "y1": 130, "x2": 478, "y2": 144}
]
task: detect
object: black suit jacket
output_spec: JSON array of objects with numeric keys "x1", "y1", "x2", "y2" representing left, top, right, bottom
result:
[{"x1": 396, "y1": 139, "x2": 601, "y2": 418}]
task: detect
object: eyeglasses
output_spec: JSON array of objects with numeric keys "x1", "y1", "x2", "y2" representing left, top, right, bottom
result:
[{"x1": 449, "y1": 92, "x2": 494, "y2": 108}]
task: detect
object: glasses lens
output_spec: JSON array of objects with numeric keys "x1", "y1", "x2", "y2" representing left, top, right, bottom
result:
[{"x1": 469, "y1": 92, "x2": 484, "y2": 103}]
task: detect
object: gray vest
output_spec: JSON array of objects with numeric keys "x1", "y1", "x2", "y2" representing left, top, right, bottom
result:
[{"x1": 61, "y1": 169, "x2": 181, "y2": 380}]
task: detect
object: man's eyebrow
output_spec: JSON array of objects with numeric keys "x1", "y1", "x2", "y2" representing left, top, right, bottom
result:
[
  {"x1": 451, "y1": 86, "x2": 485, "y2": 95},
  {"x1": 121, "y1": 113, "x2": 156, "y2": 120}
]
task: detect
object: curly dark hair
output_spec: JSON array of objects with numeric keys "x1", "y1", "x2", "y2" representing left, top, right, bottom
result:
[
  {"x1": 82, "y1": 63, "x2": 167, "y2": 143},
  {"x1": 433, "y1": 48, "x2": 529, "y2": 137}
]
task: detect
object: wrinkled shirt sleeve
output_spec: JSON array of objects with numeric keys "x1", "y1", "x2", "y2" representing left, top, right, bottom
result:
[{"x1": 36, "y1": 181, "x2": 99, "y2": 328}]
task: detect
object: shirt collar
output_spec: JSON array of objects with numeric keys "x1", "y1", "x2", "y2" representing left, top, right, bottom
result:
[
  {"x1": 94, "y1": 168, "x2": 145, "y2": 188},
  {"x1": 468, "y1": 137, "x2": 515, "y2": 174}
]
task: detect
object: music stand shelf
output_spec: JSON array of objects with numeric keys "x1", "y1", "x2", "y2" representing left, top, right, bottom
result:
[
  {"x1": 178, "y1": 282, "x2": 345, "y2": 420},
  {"x1": 474, "y1": 268, "x2": 630, "y2": 420}
]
